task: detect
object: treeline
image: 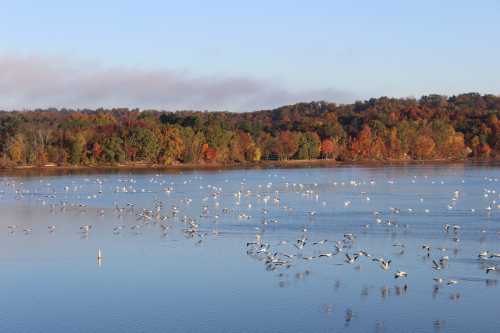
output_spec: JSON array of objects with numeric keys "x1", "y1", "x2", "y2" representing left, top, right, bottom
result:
[{"x1": 1, "y1": 93, "x2": 500, "y2": 167}]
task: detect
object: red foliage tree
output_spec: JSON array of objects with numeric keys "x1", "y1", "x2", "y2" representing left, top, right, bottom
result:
[
  {"x1": 202, "y1": 144, "x2": 217, "y2": 162},
  {"x1": 321, "y1": 138, "x2": 335, "y2": 159},
  {"x1": 92, "y1": 143, "x2": 103, "y2": 161}
]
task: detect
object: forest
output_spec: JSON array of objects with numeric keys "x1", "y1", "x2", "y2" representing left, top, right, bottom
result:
[{"x1": 1, "y1": 93, "x2": 500, "y2": 168}]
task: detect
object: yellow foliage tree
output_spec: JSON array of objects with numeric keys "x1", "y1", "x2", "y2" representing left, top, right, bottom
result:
[{"x1": 7, "y1": 134, "x2": 25, "y2": 164}]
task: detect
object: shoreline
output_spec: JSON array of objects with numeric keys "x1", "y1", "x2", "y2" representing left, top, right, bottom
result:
[{"x1": 0, "y1": 159, "x2": 498, "y2": 175}]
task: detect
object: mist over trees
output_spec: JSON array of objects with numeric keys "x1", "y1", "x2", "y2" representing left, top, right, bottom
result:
[{"x1": 1, "y1": 93, "x2": 499, "y2": 167}]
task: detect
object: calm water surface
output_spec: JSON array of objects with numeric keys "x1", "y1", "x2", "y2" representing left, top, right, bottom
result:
[{"x1": 0, "y1": 165, "x2": 499, "y2": 333}]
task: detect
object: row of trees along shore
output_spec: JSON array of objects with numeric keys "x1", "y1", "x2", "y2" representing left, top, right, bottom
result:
[{"x1": 1, "y1": 93, "x2": 500, "y2": 168}]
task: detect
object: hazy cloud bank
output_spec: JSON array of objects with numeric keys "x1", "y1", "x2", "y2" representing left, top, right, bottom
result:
[{"x1": 0, "y1": 54, "x2": 355, "y2": 112}]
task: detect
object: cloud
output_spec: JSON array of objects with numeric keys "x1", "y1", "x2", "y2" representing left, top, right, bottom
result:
[{"x1": 0, "y1": 54, "x2": 356, "y2": 111}]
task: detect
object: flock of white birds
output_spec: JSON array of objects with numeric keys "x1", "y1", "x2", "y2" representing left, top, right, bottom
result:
[{"x1": 1, "y1": 171, "x2": 499, "y2": 330}]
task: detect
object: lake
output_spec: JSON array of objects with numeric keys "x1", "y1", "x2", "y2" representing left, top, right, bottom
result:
[{"x1": 0, "y1": 165, "x2": 499, "y2": 333}]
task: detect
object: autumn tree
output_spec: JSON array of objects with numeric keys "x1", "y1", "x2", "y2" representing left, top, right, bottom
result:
[
  {"x1": 202, "y1": 144, "x2": 217, "y2": 162},
  {"x1": 181, "y1": 128, "x2": 205, "y2": 163},
  {"x1": 102, "y1": 137, "x2": 126, "y2": 163},
  {"x1": 275, "y1": 131, "x2": 299, "y2": 160},
  {"x1": 321, "y1": 138, "x2": 335, "y2": 159},
  {"x1": 7, "y1": 134, "x2": 25, "y2": 164},
  {"x1": 351, "y1": 125, "x2": 372, "y2": 160},
  {"x1": 92, "y1": 143, "x2": 103, "y2": 162},
  {"x1": 160, "y1": 126, "x2": 184, "y2": 164},
  {"x1": 413, "y1": 136, "x2": 436, "y2": 160},
  {"x1": 70, "y1": 133, "x2": 86, "y2": 165},
  {"x1": 297, "y1": 132, "x2": 321, "y2": 160}
]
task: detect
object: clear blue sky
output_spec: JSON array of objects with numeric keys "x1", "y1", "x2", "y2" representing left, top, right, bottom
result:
[{"x1": 1, "y1": 0, "x2": 499, "y2": 110}]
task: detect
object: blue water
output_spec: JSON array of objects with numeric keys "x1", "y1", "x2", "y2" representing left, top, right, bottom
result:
[{"x1": 0, "y1": 165, "x2": 499, "y2": 332}]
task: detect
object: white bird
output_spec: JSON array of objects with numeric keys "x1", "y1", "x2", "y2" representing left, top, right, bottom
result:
[
  {"x1": 432, "y1": 260, "x2": 443, "y2": 270},
  {"x1": 80, "y1": 224, "x2": 92, "y2": 233},
  {"x1": 373, "y1": 257, "x2": 391, "y2": 271},
  {"x1": 478, "y1": 251, "x2": 489, "y2": 259},
  {"x1": 486, "y1": 266, "x2": 497, "y2": 274},
  {"x1": 97, "y1": 248, "x2": 103, "y2": 260},
  {"x1": 345, "y1": 253, "x2": 357, "y2": 264},
  {"x1": 394, "y1": 270, "x2": 408, "y2": 278}
]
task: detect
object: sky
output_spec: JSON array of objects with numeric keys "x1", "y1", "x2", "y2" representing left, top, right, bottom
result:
[{"x1": 1, "y1": 0, "x2": 499, "y2": 111}]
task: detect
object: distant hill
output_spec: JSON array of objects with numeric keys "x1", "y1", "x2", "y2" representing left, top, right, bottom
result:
[{"x1": 1, "y1": 93, "x2": 499, "y2": 168}]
